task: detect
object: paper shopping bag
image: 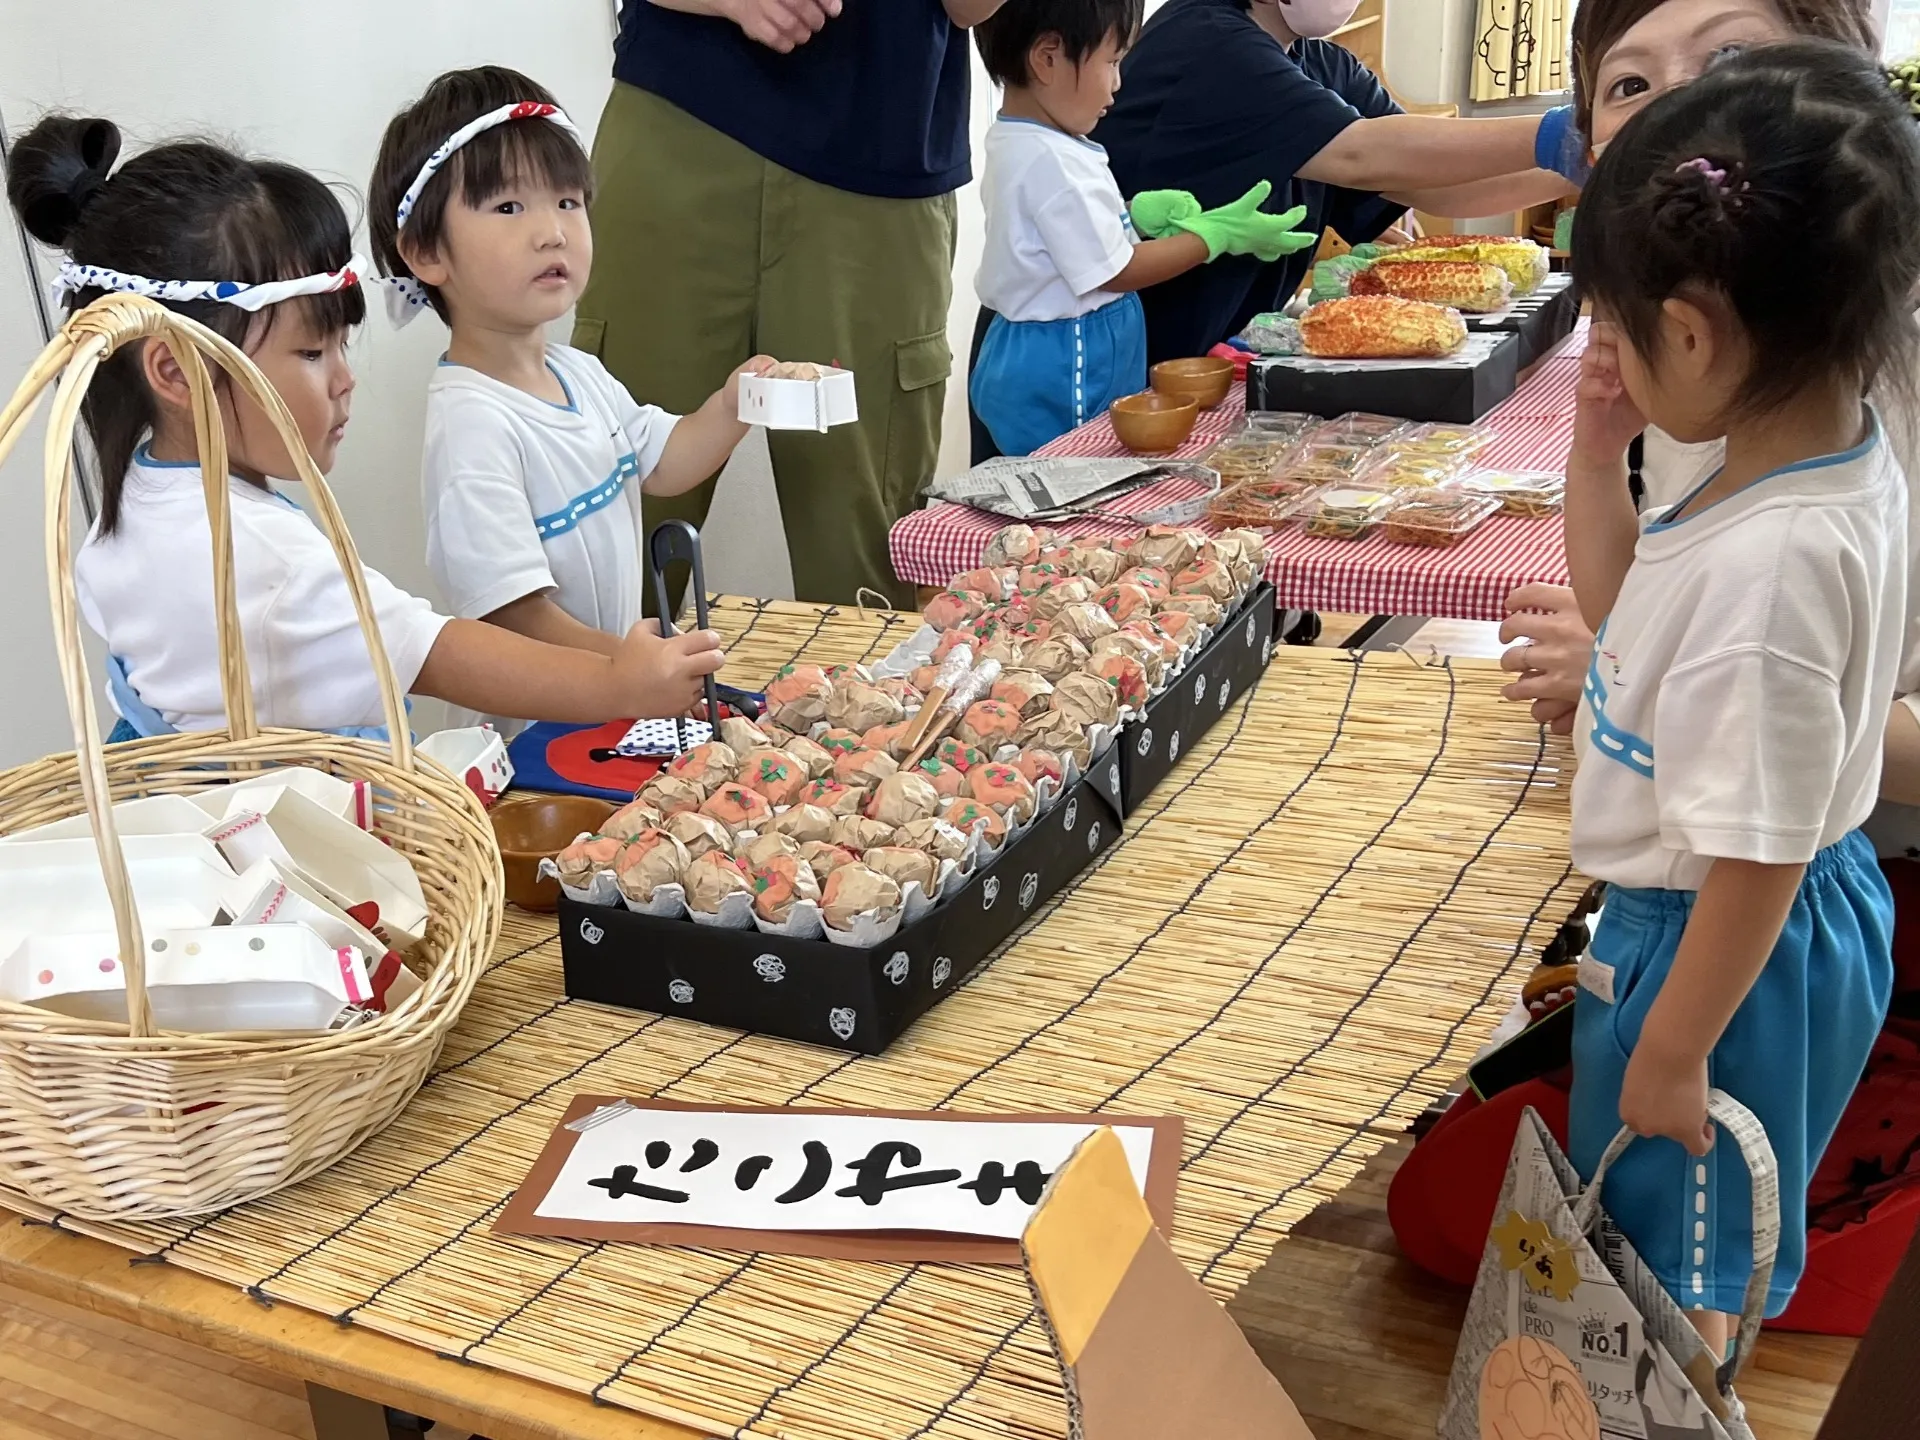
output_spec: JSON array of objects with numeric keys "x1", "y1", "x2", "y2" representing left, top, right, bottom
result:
[{"x1": 1439, "y1": 1091, "x2": 1779, "y2": 1440}]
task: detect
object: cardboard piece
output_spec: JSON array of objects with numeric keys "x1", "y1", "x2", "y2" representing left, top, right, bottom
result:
[
  {"x1": 737, "y1": 367, "x2": 859, "y2": 432},
  {"x1": 204, "y1": 789, "x2": 428, "y2": 950},
  {"x1": 417, "y1": 726, "x2": 513, "y2": 808},
  {"x1": 1245, "y1": 333, "x2": 1521, "y2": 425},
  {"x1": 1024, "y1": 1128, "x2": 1314, "y2": 1440},
  {"x1": 221, "y1": 858, "x2": 420, "y2": 1012},
  {"x1": 0, "y1": 793, "x2": 212, "y2": 845},
  {"x1": 0, "y1": 833, "x2": 234, "y2": 958},
  {"x1": 0, "y1": 923, "x2": 371, "y2": 1032},
  {"x1": 186, "y1": 765, "x2": 374, "y2": 831},
  {"x1": 1462, "y1": 272, "x2": 1579, "y2": 369},
  {"x1": 495, "y1": 1096, "x2": 1183, "y2": 1265}
]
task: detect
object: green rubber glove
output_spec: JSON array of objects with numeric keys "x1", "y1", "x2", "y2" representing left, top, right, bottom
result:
[
  {"x1": 1170, "y1": 180, "x2": 1317, "y2": 262},
  {"x1": 1128, "y1": 189, "x2": 1204, "y2": 239}
]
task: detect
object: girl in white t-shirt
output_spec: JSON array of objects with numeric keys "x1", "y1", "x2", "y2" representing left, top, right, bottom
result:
[
  {"x1": 6, "y1": 116, "x2": 723, "y2": 741},
  {"x1": 369, "y1": 67, "x2": 781, "y2": 732},
  {"x1": 1562, "y1": 44, "x2": 1918, "y2": 1356}
]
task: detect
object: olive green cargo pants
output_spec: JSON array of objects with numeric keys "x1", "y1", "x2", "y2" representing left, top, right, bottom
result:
[{"x1": 573, "y1": 83, "x2": 957, "y2": 612}]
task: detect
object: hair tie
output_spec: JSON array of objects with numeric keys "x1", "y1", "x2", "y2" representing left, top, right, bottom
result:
[
  {"x1": 393, "y1": 100, "x2": 583, "y2": 233},
  {"x1": 1675, "y1": 156, "x2": 1750, "y2": 199},
  {"x1": 49, "y1": 255, "x2": 367, "y2": 313}
]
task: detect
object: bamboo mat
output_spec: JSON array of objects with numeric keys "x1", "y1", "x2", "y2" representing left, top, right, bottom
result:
[{"x1": 7, "y1": 598, "x2": 1583, "y2": 1440}]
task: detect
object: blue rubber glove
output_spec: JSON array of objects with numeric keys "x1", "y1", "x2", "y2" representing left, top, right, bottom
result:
[{"x1": 1535, "y1": 106, "x2": 1592, "y2": 187}]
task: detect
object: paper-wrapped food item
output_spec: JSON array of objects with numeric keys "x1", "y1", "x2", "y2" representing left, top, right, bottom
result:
[
  {"x1": 824, "y1": 662, "x2": 874, "y2": 687},
  {"x1": 1053, "y1": 671, "x2": 1122, "y2": 728},
  {"x1": 1091, "y1": 630, "x2": 1165, "y2": 687},
  {"x1": 738, "y1": 827, "x2": 801, "y2": 867},
  {"x1": 910, "y1": 755, "x2": 966, "y2": 798},
  {"x1": 1014, "y1": 747, "x2": 1065, "y2": 790},
  {"x1": 602, "y1": 799, "x2": 665, "y2": 841},
  {"x1": 1090, "y1": 653, "x2": 1150, "y2": 711},
  {"x1": 1028, "y1": 575, "x2": 1095, "y2": 620},
  {"x1": 1094, "y1": 582, "x2": 1154, "y2": 626},
  {"x1": 894, "y1": 816, "x2": 972, "y2": 863},
  {"x1": 557, "y1": 833, "x2": 623, "y2": 887},
  {"x1": 1349, "y1": 258, "x2": 1511, "y2": 312},
  {"x1": 666, "y1": 810, "x2": 735, "y2": 861},
  {"x1": 822, "y1": 862, "x2": 904, "y2": 933},
  {"x1": 1068, "y1": 544, "x2": 1126, "y2": 586},
  {"x1": 1299, "y1": 295, "x2": 1467, "y2": 359},
  {"x1": 817, "y1": 728, "x2": 864, "y2": 758},
  {"x1": 666, "y1": 740, "x2": 739, "y2": 795},
  {"x1": 685, "y1": 850, "x2": 753, "y2": 915},
  {"x1": 909, "y1": 664, "x2": 941, "y2": 695},
  {"x1": 1119, "y1": 564, "x2": 1172, "y2": 600},
  {"x1": 957, "y1": 698, "x2": 1024, "y2": 749},
  {"x1": 719, "y1": 715, "x2": 774, "y2": 754},
  {"x1": 938, "y1": 796, "x2": 1009, "y2": 850},
  {"x1": 1158, "y1": 593, "x2": 1224, "y2": 628},
  {"x1": 951, "y1": 565, "x2": 1016, "y2": 601},
  {"x1": 615, "y1": 829, "x2": 690, "y2": 904},
  {"x1": 1172, "y1": 557, "x2": 1240, "y2": 605},
  {"x1": 833, "y1": 747, "x2": 899, "y2": 791},
  {"x1": 977, "y1": 634, "x2": 1028, "y2": 670},
  {"x1": 831, "y1": 814, "x2": 897, "y2": 853},
  {"x1": 800, "y1": 840, "x2": 862, "y2": 885},
  {"x1": 783, "y1": 733, "x2": 835, "y2": 779},
  {"x1": 800, "y1": 777, "x2": 866, "y2": 816},
  {"x1": 1119, "y1": 619, "x2": 1183, "y2": 665},
  {"x1": 992, "y1": 669, "x2": 1055, "y2": 718},
  {"x1": 765, "y1": 662, "x2": 834, "y2": 731},
  {"x1": 966, "y1": 762, "x2": 1037, "y2": 822},
  {"x1": 700, "y1": 782, "x2": 775, "y2": 831},
  {"x1": 1028, "y1": 632, "x2": 1091, "y2": 682},
  {"x1": 1020, "y1": 711, "x2": 1094, "y2": 769},
  {"x1": 738, "y1": 749, "x2": 811, "y2": 808},
  {"x1": 638, "y1": 773, "x2": 706, "y2": 817},
  {"x1": 767, "y1": 803, "x2": 837, "y2": 844},
  {"x1": 1127, "y1": 525, "x2": 1203, "y2": 575},
  {"x1": 874, "y1": 675, "x2": 925, "y2": 711},
  {"x1": 750, "y1": 852, "x2": 821, "y2": 924},
  {"x1": 935, "y1": 738, "x2": 989, "y2": 774},
  {"x1": 1148, "y1": 609, "x2": 1199, "y2": 652},
  {"x1": 1211, "y1": 528, "x2": 1269, "y2": 573},
  {"x1": 866, "y1": 770, "x2": 940, "y2": 827},
  {"x1": 1052, "y1": 600, "x2": 1119, "y2": 645},
  {"x1": 983, "y1": 523, "x2": 1044, "y2": 569},
  {"x1": 862, "y1": 721, "x2": 913, "y2": 759},
  {"x1": 828, "y1": 680, "x2": 906, "y2": 734},
  {"x1": 861, "y1": 845, "x2": 938, "y2": 897}
]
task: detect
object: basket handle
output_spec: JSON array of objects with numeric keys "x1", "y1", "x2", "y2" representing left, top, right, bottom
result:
[{"x1": 0, "y1": 295, "x2": 418, "y2": 1037}]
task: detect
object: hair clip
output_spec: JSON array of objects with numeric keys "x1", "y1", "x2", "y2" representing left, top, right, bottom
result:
[{"x1": 1675, "y1": 157, "x2": 1730, "y2": 190}]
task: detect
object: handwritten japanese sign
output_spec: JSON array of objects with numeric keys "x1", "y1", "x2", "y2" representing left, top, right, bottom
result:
[{"x1": 496, "y1": 1097, "x2": 1183, "y2": 1264}]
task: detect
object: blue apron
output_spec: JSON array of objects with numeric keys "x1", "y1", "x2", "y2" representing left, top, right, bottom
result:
[{"x1": 105, "y1": 654, "x2": 402, "y2": 745}]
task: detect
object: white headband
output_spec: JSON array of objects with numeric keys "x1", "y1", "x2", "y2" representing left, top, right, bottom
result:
[
  {"x1": 382, "y1": 100, "x2": 584, "y2": 329},
  {"x1": 51, "y1": 256, "x2": 368, "y2": 313}
]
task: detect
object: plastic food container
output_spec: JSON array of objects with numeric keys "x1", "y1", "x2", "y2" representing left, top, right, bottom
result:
[
  {"x1": 1299, "y1": 486, "x2": 1397, "y2": 540},
  {"x1": 1285, "y1": 441, "x2": 1377, "y2": 485},
  {"x1": 1452, "y1": 469, "x2": 1567, "y2": 516},
  {"x1": 1382, "y1": 488, "x2": 1502, "y2": 547},
  {"x1": 1390, "y1": 422, "x2": 1493, "y2": 459},
  {"x1": 1207, "y1": 477, "x2": 1322, "y2": 529},
  {"x1": 1243, "y1": 410, "x2": 1318, "y2": 438},
  {"x1": 1202, "y1": 434, "x2": 1297, "y2": 484},
  {"x1": 1309, "y1": 412, "x2": 1410, "y2": 447},
  {"x1": 1362, "y1": 449, "x2": 1471, "y2": 491}
]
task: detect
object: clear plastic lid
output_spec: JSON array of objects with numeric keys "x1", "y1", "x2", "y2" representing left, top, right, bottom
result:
[
  {"x1": 1207, "y1": 476, "x2": 1323, "y2": 529},
  {"x1": 1298, "y1": 486, "x2": 1396, "y2": 540},
  {"x1": 1451, "y1": 469, "x2": 1567, "y2": 515},
  {"x1": 1309, "y1": 412, "x2": 1411, "y2": 447},
  {"x1": 1244, "y1": 409, "x2": 1318, "y2": 437},
  {"x1": 1381, "y1": 488, "x2": 1502, "y2": 547},
  {"x1": 1390, "y1": 422, "x2": 1494, "y2": 458},
  {"x1": 1362, "y1": 448, "x2": 1472, "y2": 490},
  {"x1": 1286, "y1": 441, "x2": 1378, "y2": 485}
]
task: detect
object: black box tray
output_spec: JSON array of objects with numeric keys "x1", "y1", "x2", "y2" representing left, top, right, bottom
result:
[{"x1": 1245, "y1": 334, "x2": 1521, "y2": 425}]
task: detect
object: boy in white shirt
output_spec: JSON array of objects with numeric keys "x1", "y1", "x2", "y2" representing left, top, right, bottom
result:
[
  {"x1": 371, "y1": 67, "x2": 780, "y2": 727},
  {"x1": 969, "y1": 0, "x2": 1317, "y2": 456}
]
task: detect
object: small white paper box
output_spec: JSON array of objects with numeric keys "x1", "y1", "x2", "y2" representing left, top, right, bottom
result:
[
  {"x1": 203, "y1": 790, "x2": 429, "y2": 951},
  {"x1": 0, "y1": 833, "x2": 235, "y2": 957},
  {"x1": 222, "y1": 858, "x2": 421, "y2": 1013},
  {"x1": 417, "y1": 726, "x2": 513, "y2": 807},
  {"x1": 0, "y1": 924, "x2": 372, "y2": 1032},
  {"x1": 737, "y1": 368, "x2": 859, "y2": 432},
  {"x1": 187, "y1": 765, "x2": 373, "y2": 831},
  {"x1": 0, "y1": 793, "x2": 212, "y2": 845}
]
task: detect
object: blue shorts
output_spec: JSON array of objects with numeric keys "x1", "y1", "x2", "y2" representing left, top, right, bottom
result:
[
  {"x1": 1570, "y1": 830, "x2": 1893, "y2": 1317},
  {"x1": 969, "y1": 294, "x2": 1147, "y2": 457}
]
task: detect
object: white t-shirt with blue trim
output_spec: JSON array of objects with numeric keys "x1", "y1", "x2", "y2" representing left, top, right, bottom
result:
[
  {"x1": 1573, "y1": 421, "x2": 1909, "y2": 891},
  {"x1": 975, "y1": 117, "x2": 1136, "y2": 324},
  {"x1": 76, "y1": 451, "x2": 450, "y2": 734},
  {"x1": 422, "y1": 344, "x2": 680, "y2": 640}
]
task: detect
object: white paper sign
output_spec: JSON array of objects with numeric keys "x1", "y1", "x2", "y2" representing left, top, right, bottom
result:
[{"x1": 534, "y1": 1108, "x2": 1157, "y2": 1240}]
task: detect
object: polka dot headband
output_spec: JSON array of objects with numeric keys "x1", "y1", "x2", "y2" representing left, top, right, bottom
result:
[
  {"x1": 50, "y1": 256, "x2": 368, "y2": 314},
  {"x1": 383, "y1": 100, "x2": 584, "y2": 328}
]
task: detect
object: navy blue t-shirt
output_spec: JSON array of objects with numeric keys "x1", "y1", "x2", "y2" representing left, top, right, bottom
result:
[
  {"x1": 613, "y1": 1, "x2": 971, "y2": 200},
  {"x1": 1092, "y1": 0, "x2": 1404, "y2": 362}
]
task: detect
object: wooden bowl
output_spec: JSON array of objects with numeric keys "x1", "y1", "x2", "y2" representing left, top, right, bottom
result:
[
  {"x1": 490, "y1": 792, "x2": 616, "y2": 911},
  {"x1": 1109, "y1": 391, "x2": 1199, "y2": 454},
  {"x1": 1151, "y1": 356, "x2": 1235, "y2": 410}
]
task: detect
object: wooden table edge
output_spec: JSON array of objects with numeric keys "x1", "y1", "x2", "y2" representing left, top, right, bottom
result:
[{"x1": 0, "y1": 1207, "x2": 712, "y2": 1440}]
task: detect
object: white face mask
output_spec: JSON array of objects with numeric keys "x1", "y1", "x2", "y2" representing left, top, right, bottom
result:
[{"x1": 1274, "y1": 0, "x2": 1363, "y2": 39}]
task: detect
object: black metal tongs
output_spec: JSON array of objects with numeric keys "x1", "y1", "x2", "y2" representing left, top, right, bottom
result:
[{"x1": 647, "y1": 520, "x2": 727, "y2": 754}]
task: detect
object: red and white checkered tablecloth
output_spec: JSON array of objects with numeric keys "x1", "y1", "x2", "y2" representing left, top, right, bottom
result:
[{"x1": 891, "y1": 321, "x2": 1588, "y2": 621}]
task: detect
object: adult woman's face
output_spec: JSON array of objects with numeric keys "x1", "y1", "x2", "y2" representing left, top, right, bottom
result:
[{"x1": 1589, "y1": 0, "x2": 1792, "y2": 147}]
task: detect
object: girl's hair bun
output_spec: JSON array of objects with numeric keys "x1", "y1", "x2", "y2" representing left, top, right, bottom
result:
[{"x1": 6, "y1": 115, "x2": 122, "y2": 247}]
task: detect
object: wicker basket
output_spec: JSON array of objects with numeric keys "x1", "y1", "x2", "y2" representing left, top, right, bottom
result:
[{"x1": 0, "y1": 295, "x2": 501, "y2": 1220}]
